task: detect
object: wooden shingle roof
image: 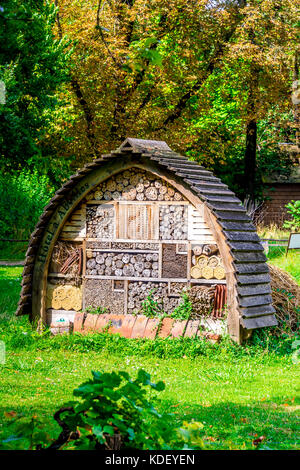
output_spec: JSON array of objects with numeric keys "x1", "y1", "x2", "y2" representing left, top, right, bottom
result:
[{"x1": 17, "y1": 138, "x2": 277, "y2": 330}]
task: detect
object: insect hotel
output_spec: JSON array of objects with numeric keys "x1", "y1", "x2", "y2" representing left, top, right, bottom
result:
[{"x1": 17, "y1": 138, "x2": 277, "y2": 343}]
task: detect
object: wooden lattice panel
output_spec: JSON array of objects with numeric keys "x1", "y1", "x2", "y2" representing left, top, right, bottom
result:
[
  {"x1": 187, "y1": 205, "x2": 214, "y2": 242},
  {"x1": 118, "y1": 204, "x2": 158, "y2": 240},
  {"x1": 59, "y1": 206, "x2": 86, "y2": 241},
  {"x1": 86, "y1": 204, "x2": 114, "y2": 239}
]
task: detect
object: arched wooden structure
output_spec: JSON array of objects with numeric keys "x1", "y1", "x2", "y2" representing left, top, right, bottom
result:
[{"x1": 17, "y1": 138, "x2": 277, "y2": 343}]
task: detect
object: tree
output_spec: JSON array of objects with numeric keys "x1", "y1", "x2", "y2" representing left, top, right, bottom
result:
[
  {"x1": 1, "y1": 0, "x2": 297, "y2": 197},
  {"x1": 50, "y1": 0, "x2": 297, "y2": 198},
  {"x1": 0, "y1": 0, "x2": 71, "y2": 181}
]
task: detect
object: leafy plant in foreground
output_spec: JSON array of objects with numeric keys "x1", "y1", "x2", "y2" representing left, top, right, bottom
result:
[
  {"x1": 141, "y1": 290, "x2": 164, "y2": 318},
  {"x1": 0, "y1": 369, "x2": 205, "y2": 450}
]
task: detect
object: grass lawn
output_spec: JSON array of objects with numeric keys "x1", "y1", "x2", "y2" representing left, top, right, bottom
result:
[
  {"x1": 0, "y1": 266, "x2": 299, "y2": 450},
  {"x1": 267, "y1": 247, "x2": 300, "y2": 285}
]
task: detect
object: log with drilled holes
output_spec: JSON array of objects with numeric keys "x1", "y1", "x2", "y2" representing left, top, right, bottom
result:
[
  {"x1": 86, "y1": 251, "x2": 159, "y2": 278},
  {"x1": 188, "y1": 285, "x2": 215, "y2": 318}
]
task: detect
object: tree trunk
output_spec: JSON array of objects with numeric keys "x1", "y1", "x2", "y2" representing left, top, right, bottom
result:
[{"x1": 244, "y1": 118, "x2": 257, "y2": 200}]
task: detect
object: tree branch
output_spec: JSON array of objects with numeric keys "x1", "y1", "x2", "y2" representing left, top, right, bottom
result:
[{"x1": 70, "y1": 78, "x2": 98, "y2": 156}]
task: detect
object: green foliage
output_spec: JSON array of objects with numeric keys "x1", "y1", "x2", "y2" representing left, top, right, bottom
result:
[
  {"x1": 0, "y1": 415, "x2": 52, "y2": 450},
  {"x1": 0, "y1": 0, "x2": 72, "y2": 175},
  {"x1": 141, "y1": 290, "x2": 164, "y2": 318},
  {"x1": 0, "y1": 369, "x2": 204, "y2": 450},
  {"x1": 283, "y1": 200, "x2": 300, "y2": 231},
  {"x1": 267, "y1": 246, "x2": 300, "y2": 284},
  {"x1": 171, "y1": 292, "x2": 192, "y2": 320},
  {"x1": 85, "y1": 306, "x2": 109, "y2": 316},
  {"x1": 0, "y1": 169, "x2": 55, "y2": 239}
]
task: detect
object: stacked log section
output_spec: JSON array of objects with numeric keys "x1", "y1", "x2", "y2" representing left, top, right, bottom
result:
[
  {"x1": 169, "y1": 282, "x2": 187, "y2": 296},
  {"x1": 162, "y1": 244, "x2": 187, "y2": 278},
  {"x1": 188, "y1": 285, "x2": 215, "y2": 317},
  {"x1": 190, "y1": 246, "x2": 225, "y2": 280},
  {"x1": 127, "y1": 281, "x2": 181, "y2": 314},
  {"x1": 86, "y1": 204, "x2": 114, "y2": 239},
  {"x1": 84, "y1": 279, "x2": 124, "y2": 314},
  {"x1": 86, "y1": 251, "x2": 159, "y2": 278},
  {"x1": 159, "y1": 205, "x2": 188, "y2": 240},
  {"x1": 46, "y1": 283, "x2": 82, "y2": 311},
  {"x1": 88, "y1": 169, "x2": 184, "y2": 202}
]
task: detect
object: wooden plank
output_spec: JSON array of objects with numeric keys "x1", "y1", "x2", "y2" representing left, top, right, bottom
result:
[
  {"x1": 215, "y1": 211, "x2": 249, "y2": 221},
  {"x1": 239, "y1": 294, "x2": 273, "y2": 308},
  {"x1": 241, "y1": 315, "x2": 277, "y2": 329},
  {"x1": 229, "y1": 242, "x2": 264, "y2": 252},
  {"x1": 233, "y1": 252, "x2": 267, "y2": 263},
  {"x1": 240, "y1": 305, "x2": 276, "y2": 318},
  {"x1": 220, "y1": 221, "x2": 256, "y2": 232},
  {"x1": 187, "y1": 180, "x2": 227, "y2": 188},
  {"x1": 237, "y1": 283, "x2": 272, "y2": 297},
  {"x1": 224, "y1": 231, "x2": 260, "y2": 242},
  {"x1": 234, "y1": 263, "x2": 269, "y2": 274},
  {"x1": 236, "y1": 273, "x2": 271, "y2": 285},
  {"x1": 207, "y1": 203, "x2": 244, "y2": 212}
]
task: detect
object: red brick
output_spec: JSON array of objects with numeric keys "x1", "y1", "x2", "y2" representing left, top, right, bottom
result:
[
  {"x1": 171, "y1": 320, "x2": 188, "y2": 338},
  {"x1": 184, "y1": 319, "x2": 200, "y2": 338},
  {"x1": 143, "y1": 318, "x2": 160, "y2": 339},
  {"x1": 131, "y1": 315, "x2": 148, "y2": 338},
  {"x1": 83, "y1": 313, "x2": 98, "y2": 332},
  {"x1": 95, "y1": 314, "x2": 110, "y2": 332},
  {"x1": 73, "y1": 312, "x2": 84, "y2": 332},
  {"x1": 199, "y1": 331, "x2": 221, "y2": 343},
  {"x1": 119, "y1": 314, "x2": 136, "y2": 338},
  {"x1": 158, "y1": 317, "x2": 174, "y2": 338},
  {"x1": 108, "y1": 314, "x2": 124, "y2": 335}
]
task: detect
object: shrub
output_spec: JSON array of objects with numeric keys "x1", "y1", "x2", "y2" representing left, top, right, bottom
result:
[
  {"x1": 0, "y1": 169, "x2": 55, "y2": 239},
  {"x1": 141, "y1": 290, "x2": 164, "y2": 318},
  {"x1": 283, "y1": 200, "x2": 300, "y2": 231},
  {"x1": 171, "y1": 292, "x2": 193, "y2": 320},
  {"x1": 0, "y1": 369, "x2": 205, "y2": 450}
]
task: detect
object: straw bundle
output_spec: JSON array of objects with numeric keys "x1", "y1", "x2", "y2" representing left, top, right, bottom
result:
[
  {"x1": 47, "y1": 284, "x2": 82, "y2": 311},
  {"x1": 269, "y1": 264, "x2": 300, "y2": 332}
]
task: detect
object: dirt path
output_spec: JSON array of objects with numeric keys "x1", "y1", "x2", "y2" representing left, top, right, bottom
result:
[{"x1": 0, "y1": 261, "x2": 25, "y2": 266}]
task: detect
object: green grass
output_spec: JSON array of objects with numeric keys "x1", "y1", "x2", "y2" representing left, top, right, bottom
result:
[
  {"x1": 0, "y1": 266, "x2": 299, "y2": 450},
  {"x1": 257, "y1": 224, "x2": 290, "y2": 240},
  {"x1": 267, "y1": 246, "x2": 300, "y2": 284}
]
